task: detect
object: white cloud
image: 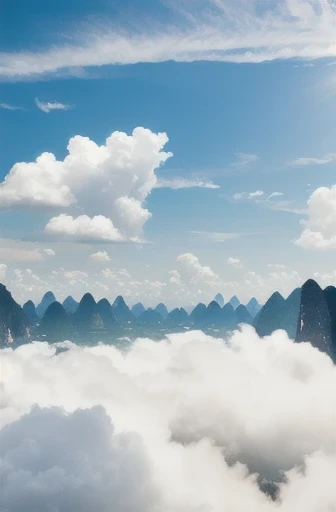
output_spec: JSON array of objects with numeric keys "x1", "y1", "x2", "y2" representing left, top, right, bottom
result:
[
  {"x1": 0, "y1": 103, "x2": 25, "y2": 111},
  {"x1": 289, "y1": 153, "x2": 336, "y2": 166},
  {"x1": 267, "y1": 192, "x2": 283, "y2": 199},
  {"x1": 43, "y1": 248, "x2": 56, "y2": 256},
  {"x1": 232, "y1": 153, "x2": 259, "y2": 167},
  {"x1": 0, "y1": 263, "x2": 7, "y2": 279},
  {"x1": 189, "y1": 231, "x2": 256, "y2": 243},
  {"x1": 268, "y1": 264, "x2": 287, "y2": 269},
  {"x1": 89, "y1": 251, "x2": 111, "y2": 262},
  {"x1": 0, "y1": 128, "x2": 172, "y2": 242},
  {"x1": 155, "y1": 178, "x2": 219, "y2": 189},
  {"x1": 295, "y1": 185, "x2": 336, "y2": 249},
  {"x1": 233, "y1": 190, "x2": 264, "y2": 200},
  {"x1": 177, "y1": 253, "x2": 220, "y2": 287},
  {"x1": 35, "y1": 97, "x2": 72, "y2": 113},
  {"x1": 227, "y1": 257, "x2": 243, "y2": 268},
  {"x1": 1, "y1": 330, "x2": 335, "y2": 511},
  {"x1": 2, "y1": 1, "x2": 335, "y2": 80}
]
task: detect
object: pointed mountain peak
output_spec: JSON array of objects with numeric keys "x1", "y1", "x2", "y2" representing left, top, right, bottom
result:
[
  {"x1": 155, "y1": 303, "x2": 169, "y2": 318},
  {"x1": 214, "y1": 293, "x2": 224, "y2": 307},
  {"x1": 113, "y1": 295, "x2": 127, "y2": 307},
  {"x1": 208, "y1": 300, "x2": 221, "y2": 310},
  {"x1": 301, "y1": 279, "x2": 322, "y2": 292},
  {"x1": 97, "y1": 298, "x2": 111, "y2": 308},
  {"x1": 42, "y1": 291, "x2": 56, "y2": 302},
  {"x1": 23, "y1": 299, "x2": 35, "y2": 308},
  {"x1": 229, "y1": 295, "x2": 240, "y2": 309},
  {"x1": 79, "y1": 293, "x2": 96, "y2": 306},
  {"x1": 247, "y1": 297, "x2": 259, "y2": 306}
]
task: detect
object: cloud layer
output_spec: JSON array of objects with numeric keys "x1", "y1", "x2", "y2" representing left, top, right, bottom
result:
[
  {"x1": 1, "y1": 329, "x2": 335, "y2": 511},
  {"x1": 1, "y1": 1, "x2": 335, "y2": 80}
]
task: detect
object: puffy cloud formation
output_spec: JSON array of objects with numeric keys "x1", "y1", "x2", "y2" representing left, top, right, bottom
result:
[
  {"x1": 177, "y1": 253, "x2": 220, "y2": 288},
  {"x1": 228, "y1": 257, "x2": 243, "y2": 268},
  {"x1": 295, "y1": 185, "x2": 336, "y2": 249},
  {"x1": 0, "y1": 128, "x2": 172, "y2": 242},
  {"x1": 1, "y1": 328, "x2": 336, "y2": 511},
  {"x1": 89, "y1": 251, "x2": 111, "y2": 262},
  {"x1": 35, "y1": 98, "x2": 72, "y2": 113}
]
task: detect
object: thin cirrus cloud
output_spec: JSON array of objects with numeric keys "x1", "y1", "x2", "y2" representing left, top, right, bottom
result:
[
  {"x1": 1, "y1": 1, "x2": 335, "y2": 80},
  {"x1": 35, "y1": 98, "x2": 73, "y2": 113},
  {"x1": 155, "y1": 178, "x2": 220, "y2": 189},
  {"x1": 189, "y1": 231, "x2": 256, "y2": 243},
  {"x1": 233, "y1": 190, "x2": 264, "y2": 200},
  {"x1": 288, "y1": 153, "x2": 336, "y2": 166},
  {"x1": 0, "y1": 102, "x2": 25, "y2": 111},
  {"x1": 231, "y1": 153, "x2": 259, "y2": 167}
]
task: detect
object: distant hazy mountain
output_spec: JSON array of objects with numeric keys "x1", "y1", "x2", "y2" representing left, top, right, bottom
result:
[
  {"x1": 72, "y1": 293, "x2": 105, "y2": 332},
  {"x1": 324, "y1": 285, "x2": 336, "y2": 360},
  {"x1": 23, "y1": 300, "x2": 40, "y2": 325},
  {"x1": 36, "y1": 291, "x2": 56, "y2": 318},
  {"x1": 235, "y1": 304, "x2": 253, "y2": 325},
  {"x1": 166, "y1": 307, "x2": 189, "y2": 327},
  {"x1": 155, "y1": 303, "x2": 169, "y2": 319},
  {"x1": 112, "y1": 296, "x2": 134, "y2": 324},
  {"x1": 97, "y1": 298, "x2": 118, "y2": 330},
  {"x1": 282, "y1": 288, "x2": 301, "y2": 339},
  {"x1": 205, "y1": 300, "x2": 223, "y2": 327},
  {"x1": 229, "y1": 296, "x2": 240, "y2": 309},
  {"x1": 39, "y1": 302, "x2": 74, "y2": 341},
  {"x1": 246, "y1": 297, "x2": 262, "y2": 318},
  {"x1": 214, "y1": 293, "x2": 224, "y2": 307},
  {"x1": 62, "y1": 296, "x2": 79, "y2": 315},
  {"x1": 0, "y1": 283, "x2": 29, "y2": 346},
  {"x1": 190, "y1": 303, "x2": 207, "y2": 327},
  {"x1": 296, "y1": 280, "x2": 333, "y2": 357},
  {"x1": 222, "y1": 303, "x2": 238, "y2": 330},
  {"x1": 137, "y1": 308, "x2": 164, "y2": 326},
  {"x1": 255, "y1": 292, "x2": 286, "y2": 337},
  {"x1": 131, "y1": 302, "x2": 145, "y2": 318}
]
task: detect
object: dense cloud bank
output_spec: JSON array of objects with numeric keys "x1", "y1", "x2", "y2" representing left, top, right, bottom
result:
[{"x1": 1, "y1": 327, "x2": 335, "y2": 511}]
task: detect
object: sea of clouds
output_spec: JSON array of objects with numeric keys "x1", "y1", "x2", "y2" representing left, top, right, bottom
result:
[{"x1": 1, "y1": 326, "x2": 335, "y2": 511}]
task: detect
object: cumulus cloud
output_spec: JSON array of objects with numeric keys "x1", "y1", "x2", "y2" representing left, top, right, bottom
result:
[
  {"x1": 295, "y1": 185, "x2": 336, "y2": 249},
  {"x1": 1, "y1": 329, "x2": 335, "y2": 511},
  {"x1": 177, "y1": 253, "x2": 220, "y2": 287},
  {"x1": 89, "y1": 251, "x2": 111, "y2": 262},
  {"x1": 0, "y1": 128, "x2": 172, "y2": 242},
  {"x1": 289, "y1": 153, "x2": 336, "y2": 166},
  {"x1": 228, "y1": 257, "x2": 243, "y2": 268},
  {"x1": 43, "y1": 248, "x2": 56, "y2": 256},
  {"x1": 35, "y1": 98, "x2": 72, "y2": 113},
  {"x1": 155, "y1": 178, "x2": 220, "y2": 189}
]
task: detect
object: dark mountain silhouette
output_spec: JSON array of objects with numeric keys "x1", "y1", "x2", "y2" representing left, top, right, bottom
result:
[
  {"x1": 190, "y1": 303, "x2": 207, "y2": 327},
  {"x1": 23, "y1": 300, "x2": 40, "y2": 325},
  {"x1": 235, "y1": 304, "x2": 253, "y2": 325},
  {"x1": 214, "y1": 293, "x2": 224, "y2": 307},
  {"x1": 246, "y1": 297, "x2": 262, "y2": 318},
  {"x1": 205, "y1": 300, "x2": 223, "y2": 327},
  {"x1": 112, "y1": 296, "x2": 134, "y2": 324},
  {"x1": 0, "y1": 284, "x2": 29, "y2": 346},
  {"x1": 229, "y1": 296, "x2": 240, "y2": 309},
  {"x1": 72, "y1": 293, "x2": 105, "y2": 332},
  {"x1": 324, "y1": 285, "x2": 336, "y2": 360},
  {"x1": 166, "y1": 307, "x2": 189, "y2": 327},
  {"x1": 36, "y1": 291, "x2": 56, "y2": 318},
  {"x1": 62, "y1": 295, "x2": 79, "y2": 315},
  {"x1": 38, "y1": 302, "x2": 74, "y2": 341},
  {"x1": 96, "y1": 298, "x2": 118, "y2": 330},
  {"x1": 131, "y1": 302, "x2": 145, "y2": 318},
  {"x1": 296, "y1": 280, "x2": 333, "y2": 357},
  {"x1": 222, "y1": 303, "x2": 238, "y2": 330},
  {"x1": 282, "y1": 288, "x2": 301, "y2": 339},
  {"x1": 137, "y1": 308, "x2": 164, "y2": 326},
  {"x1": 155, "y1": 303, "x2": 169, "y2": 319},
  {"x1": 255, "y1": 292, "x2": 286, "y2": 337}
]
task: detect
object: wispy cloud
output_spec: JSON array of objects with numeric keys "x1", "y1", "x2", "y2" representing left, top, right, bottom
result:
[
  {"x1": 288, "y1": 153, "x2": 336, "y2": 166},
  {"x1": 233, "y1": 190, "x2": 263, "y2": 200},
  {"x1": 0, "y1": 103, "x2": 25, "y2": 111},
  {"x1": 267, "y1": 192, "x2": 283, "y2": 199},
  {"x1": 155, "y1": 178, "x2": 219, "y2": 190},
  {"x1": 189, "y1": 231, "x2": 256, "y2": 242},
  {"x1": 231, "y1": 153, "x2": 259, "y2": 167},
  {"x1": 35, "y1": 98, "x2": 73, "y2": 113},
  {"x1": 1, "y1": 1, "x2": 335, "y2": 80}
]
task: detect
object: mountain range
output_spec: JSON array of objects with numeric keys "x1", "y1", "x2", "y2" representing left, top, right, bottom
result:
[{"x1": 0, "y1": 279, "x2": 335, "y2": 362}]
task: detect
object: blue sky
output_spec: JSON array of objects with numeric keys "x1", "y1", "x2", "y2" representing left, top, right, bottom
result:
[{"x1": 1, "y1": 0, "x2": 336, "y2": 307}]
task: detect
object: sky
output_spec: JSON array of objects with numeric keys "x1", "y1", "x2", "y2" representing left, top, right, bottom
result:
[{"x1": 1, "y1": 0, "x2": 336, "y2": 308}]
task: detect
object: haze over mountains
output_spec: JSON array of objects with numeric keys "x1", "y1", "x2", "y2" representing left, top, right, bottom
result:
[{"x1": 0, "y1": 279, "x2": 335, "y2": 361}]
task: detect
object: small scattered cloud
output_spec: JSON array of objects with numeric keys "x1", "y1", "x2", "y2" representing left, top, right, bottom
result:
[
  {"x1": 43, "y1": 248, "x2": 56, "y2": 257},
  {"x1": 189, "y1": 231, "x2": 250, "y2": 243},
  {"x1": 0, "y1": 103, "x2": 25, "y2": 111},
  {"x1": 227, "y1": 257, "x2": 243, "y2": 269},
  {"x1": 288, "y1": 153, "x2": 336, "y2": 166},
  {"x1": 233, "y1": 190, "x2": 263, "y2": 200},
  {"x1": 0, "y1": 263, "x2": 7, "y2": 279},
  {"x1": 231, "y1": 153, "x2": 259, "y2": 167},
  {"x1": 155, "y1": 178, "x2": 219, "y2": 189},
  {"x1": 45, "y1": 214, "x2": 125, "y2": 243},
  {"x1": 89, "y1": 251, "x2": 111, "y2": 263},
  {"x1": 177, "y1": 253, "x2": 220, "y2": 288},
  {"x1": 35, "y1": 98, "x2": 73, "y2": 113}
]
